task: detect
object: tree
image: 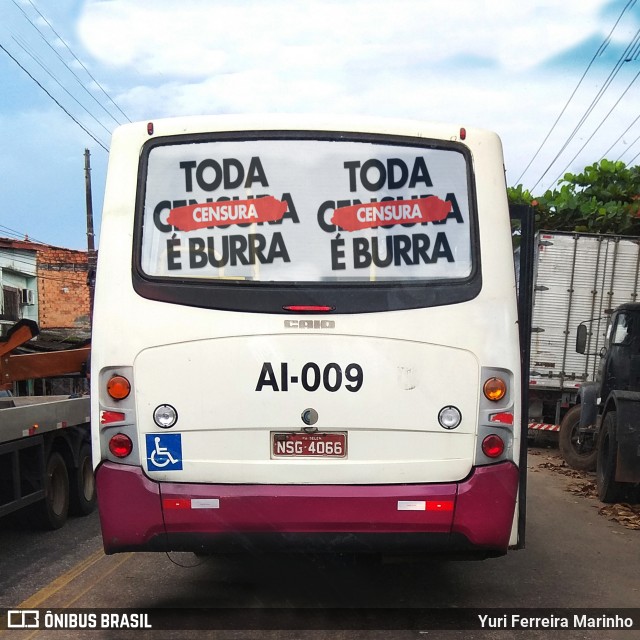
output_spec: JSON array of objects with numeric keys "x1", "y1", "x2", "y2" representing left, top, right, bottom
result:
[{"x1": 508, "y1": 159, "x2": 640, "y2": 235}]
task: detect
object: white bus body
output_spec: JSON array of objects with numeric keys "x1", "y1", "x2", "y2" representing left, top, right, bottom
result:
[{"x1": 92, "y1": 115, "x2": 522, "y2": 557}]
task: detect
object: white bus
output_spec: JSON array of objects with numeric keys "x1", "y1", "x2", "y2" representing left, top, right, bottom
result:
[{"x1": 92, "y1": 115, "x2": 524, "y2": 558}]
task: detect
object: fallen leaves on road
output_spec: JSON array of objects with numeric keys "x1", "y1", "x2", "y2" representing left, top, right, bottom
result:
[
  {"x1": 537, "y1": 460, "x2": 591, "y2": 479},
  {"x1": 597, "y1": 503, "x2": 640, "y2": 530},
  {"x1": 530, "y1": 447, "x2": 640, "y2": 531},
  {"x1": 567, "y1": 480, "x2": 598, "y2": 499}
]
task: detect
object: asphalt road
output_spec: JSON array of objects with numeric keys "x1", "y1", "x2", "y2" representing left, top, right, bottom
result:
[{"x1": 1, "y1": 448, "x2": 639, "y2": 639}]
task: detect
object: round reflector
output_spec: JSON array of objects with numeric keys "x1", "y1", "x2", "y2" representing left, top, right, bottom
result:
[
  {"x1": 107, "y1": 375, "x2": 131, "y2": 400},
  {"x1": 154, "y1": 404, "x2": 178, "y2": 429},
  {"x1": 482, "y1": 434, "x2": 504, "y2": 458},
  {"x1": 109, "y1": 433, "x2": 133, "y2": 458},
  {"x1": 483, "y1": 377, "x2": 507, "y2": 402},
  {"x1": 438, "y1": 405, "x2": 462, "y2": 430}
]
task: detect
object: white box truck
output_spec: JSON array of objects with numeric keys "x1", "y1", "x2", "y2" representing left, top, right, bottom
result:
[{"x1": 527, "y1": 231, "x2": 640, "y2": 468}]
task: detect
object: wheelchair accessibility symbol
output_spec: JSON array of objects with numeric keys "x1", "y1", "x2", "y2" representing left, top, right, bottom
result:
[{"x1": 146, "y1": 433, "x2": 183, "y2": 471}]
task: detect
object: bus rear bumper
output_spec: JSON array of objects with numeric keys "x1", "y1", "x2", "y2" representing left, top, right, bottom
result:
[{"x1": 96, "y1": 461, "x2": 519, "y2": 556}]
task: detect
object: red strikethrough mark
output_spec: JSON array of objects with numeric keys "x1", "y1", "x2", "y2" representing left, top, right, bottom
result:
[
  {"x1": 167, "y1": 195, "x2": 288, "y2": 232},
  {"x1": 331, "y1": 196, "x2": 452, "y2": 232}
]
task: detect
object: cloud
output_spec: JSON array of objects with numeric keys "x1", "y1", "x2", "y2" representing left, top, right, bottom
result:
[
  {"x1": 76, "y1": 1, "x2": 619, "y2": 135},
  {"x1": 78, "y1": 0, "x2": 610, "y2": 78},
  {"x1": 73, "y1": 0, "x2": 638, "y2": 193}
]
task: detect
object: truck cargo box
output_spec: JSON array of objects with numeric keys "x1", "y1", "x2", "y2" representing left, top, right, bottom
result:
[{"x1": 531, "y1": 231, "x2": 640, "y2": 394}]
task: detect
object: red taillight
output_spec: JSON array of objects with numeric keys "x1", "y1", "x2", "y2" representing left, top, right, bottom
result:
[
  {"x1": 482, "y1": 435, "x2": 505, "y2": 458},
  {"x1": 283, "y1": 305, "x2": 334, "y2": 312},
  {"x1": 100, "y1": 410, "x2": 125, "y2": 425},
  {"x1": 107, "y1": 375, "x2": 131, "y2": 400},
  {"x1": 426, "y1": 500, "x2": 454, "y2": 512},
  {"x1": 163, "y1": 499, "x2": 191, "y2": 510},
  {"x1": 459, "y1": 127, "x2": 466, "y2": 140},
  {"x1": 147, "y1": 122, "x2": 154, "y2": 135},
  {"x1": 109, "y1": 433, "x2": 133, "y2": 458}
]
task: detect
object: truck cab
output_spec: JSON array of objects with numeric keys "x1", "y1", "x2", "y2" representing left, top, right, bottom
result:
[
  {"x1": 577, "y1": 303, "x2": 640, "y2": 502},
  {"x1": 598, "y1": 306, "x2": 640, "y2": 399}
]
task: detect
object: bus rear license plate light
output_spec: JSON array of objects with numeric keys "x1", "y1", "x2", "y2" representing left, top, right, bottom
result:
[{"x1": 272, "y1": 432, "x2": 346, "y2": 458}]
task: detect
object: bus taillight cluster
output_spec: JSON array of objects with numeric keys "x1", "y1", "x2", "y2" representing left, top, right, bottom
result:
[
  {"x1": 482, "y1": 376, "x2": 509, "y2": 459},
  {"x1": 105, "y1": 374, "x2": 133, "y2": 458}
]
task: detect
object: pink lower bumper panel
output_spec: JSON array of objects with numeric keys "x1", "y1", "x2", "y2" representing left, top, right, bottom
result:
[{"x1": 96, "y1": 461, "x2": 519, "y2": 556}]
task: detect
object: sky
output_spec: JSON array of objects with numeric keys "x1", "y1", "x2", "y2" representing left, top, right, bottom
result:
[{"x1": 1, "y1": 0, "x2": 640, "y2": 250}]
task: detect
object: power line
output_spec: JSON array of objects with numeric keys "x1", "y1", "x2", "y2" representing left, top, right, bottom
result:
[
  {"x1": 11, "y1": 34, "x2": 112, "y2": 137},
  {"x1": 616, "y1": 128, "x2": 640, "y2": 161},
  {"x1": 0, "y1": 224, "x2": 48, "y2": 246},
  {"x1": 628, "y1": 144, "x2": 640, "y2": 164},
  {"x1": 514, "y1": 0, "x2": 638, "y2": 186},
  {"x1": 25, "y1": 0, "x2": 130, "y2": 123},
  {"x1": 0, "y1": 43, "x2": 109, "y2": 152},
  {"x1": 10, "y1": 0, "x2": 127, "y2": 126},
  {"x1": 601, "y1": 107, "x2": 640, "y2": 160},
  {"x1": 531, "y1": 24, "x2": 640, "y2": 191},
  {"x1": 551, "y1": 65, "x2": 640, "y2": 184}
]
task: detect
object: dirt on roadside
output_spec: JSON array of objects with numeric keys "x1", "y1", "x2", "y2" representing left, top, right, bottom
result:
[{"x1": 528, "y1": 445, "x2": 640, "y2": 531}]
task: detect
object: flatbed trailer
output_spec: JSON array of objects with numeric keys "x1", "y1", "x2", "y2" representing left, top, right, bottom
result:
[{"x1": 0, "y1": 320, "x2": 94, "y2": 529}]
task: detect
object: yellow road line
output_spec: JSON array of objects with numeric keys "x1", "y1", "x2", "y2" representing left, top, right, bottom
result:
[
  {"x1": 1, "y1": 550, "x2": 133, "y2": 640},
  {"x1": 60, "y1": 553, "x2": 132, "y2": 608},
  {"x1": 16, "y1": 548, "x2": 106, "y2": 609}
]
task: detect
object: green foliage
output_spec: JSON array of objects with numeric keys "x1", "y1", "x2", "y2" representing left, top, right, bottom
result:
[{"x1": 508, "y1": 159, "x2": 640, "y2": 235}]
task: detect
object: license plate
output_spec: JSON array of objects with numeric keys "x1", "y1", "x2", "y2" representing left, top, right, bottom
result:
[{"x1": 271, "y1": 432, "x2": 347, "y2": 458}]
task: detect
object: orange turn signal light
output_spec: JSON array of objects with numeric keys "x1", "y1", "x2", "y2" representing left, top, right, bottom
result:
[
  {"x1": 483, "y1": 377, "x2": 507, "y2": 402},
  {"x1": 107, "y1": 375, "x2": 131, "y2": 400}
]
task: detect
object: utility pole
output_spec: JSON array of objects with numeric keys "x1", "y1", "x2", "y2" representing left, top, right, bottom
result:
[{"x1": 84, "y1": 149, "x2": 97, "y2": 322}]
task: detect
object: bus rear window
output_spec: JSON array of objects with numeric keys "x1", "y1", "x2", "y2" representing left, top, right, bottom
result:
[{"x1": 139, "y1": 134, "x2": 473, "y2": 284}]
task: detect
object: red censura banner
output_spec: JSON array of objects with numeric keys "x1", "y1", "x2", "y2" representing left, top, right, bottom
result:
[{"x1": 140, "y1": 138, "x2": 472, "y2": 283}]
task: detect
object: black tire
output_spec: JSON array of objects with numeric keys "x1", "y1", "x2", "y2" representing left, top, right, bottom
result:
[
  {"x1": 597, "y1": 411, "x2": 625, "y2": 503},
  {"x1": 32, "y1": 451, "x2": 69, "y2": 530},
  {"x1": 69, "y1": 442, "x2": 97, "y2": 516},
  {"x1": 558, "y1": 405, "x2": 597, "y2": 471}
]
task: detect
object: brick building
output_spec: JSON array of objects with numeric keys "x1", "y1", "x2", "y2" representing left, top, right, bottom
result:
[
  {"x1": 1, "y1": 238, "x2": 91, "y2": 331},
  {"x1": 1, "y1": 239, "x2": 91, "y2": 395},
  {"x1": 37, "y1": 245, "x2": 91, "y2": 330}
]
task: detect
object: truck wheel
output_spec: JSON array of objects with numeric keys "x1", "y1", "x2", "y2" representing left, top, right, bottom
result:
[
  {"x1": 597, "y1": 411, "x2": 625, "y2": 503},
  {"x1": 69, "y1": 442, "x2": 97, "y2": 516},
  {"x1": 558, "y1": 405, "x2": 597, "y2": 471},
  {"x1": 32, "y1": 451, "x2": 70, "y2": 530}
]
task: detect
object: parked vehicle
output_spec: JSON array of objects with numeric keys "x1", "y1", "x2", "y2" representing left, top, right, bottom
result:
[
  {"x1": 0, "y1": 320, "x2": 94, "y2": 529},
  {"x1": 93, "y1": 116, "x2": 527, "y2": 558},
  {"x1": 574, "y1": 304, "x2": 640, "y2": 501},
  {"x1": 526, "y1": 231, "x2": 640, "y2": 471}
]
